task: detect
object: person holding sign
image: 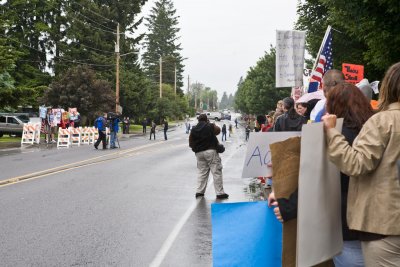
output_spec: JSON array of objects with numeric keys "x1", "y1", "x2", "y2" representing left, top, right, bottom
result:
[
  {"x1": 322, "y1": 62, "x2": 400, "y2": 266},
  {"x1": 270, "y1": 83, "x2": 374, "y2": 267},
  {"x1": 310, "y1": 69, "x2": 345, "y2": 122}
]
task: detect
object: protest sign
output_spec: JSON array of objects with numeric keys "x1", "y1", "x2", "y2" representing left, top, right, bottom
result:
[
  {"x1": 276, "y1": 30, "x2": 306, "y2": 87},
  {"x1": 342, "y1": 63, "x2": 364, "y2": 84},
  {"x1": 297, "y1": 120, "x2": 343, "y2": 267},
  {"x1": 212, "y1": 202, "x2": 282, "y2": 267},
  {"x1": 242, "y1": 132, "x2": 301, "y2": 178}
]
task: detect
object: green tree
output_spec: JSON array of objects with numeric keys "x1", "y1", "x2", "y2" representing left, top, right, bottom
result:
[
  {"x1": 119, "y1": 67, "x2": 155, "y2": 121},
  {"x1": 41, "y1": 65, "x2": 115, "y2": 125},
  {"x1": 142, "y1": 0, "x2": 185, "y2": 94},
  {"x1": 227, "y1": 93, "x2": 235, "y2": 109},
  {"x1": 296, "y1": 0, "x2": 400, "y2": 80},
  {"x1": 219, "y1": 92, "x2": 229, "y2": 110},
  {"x1": 235, "y1": 48, "x2": 290, "y2": 114}
]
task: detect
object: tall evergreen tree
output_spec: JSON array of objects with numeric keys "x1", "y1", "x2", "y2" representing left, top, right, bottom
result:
[
  {"x1": 142, "y1": 0, "x2": 185, "y2": 94},
  {"x1": 219, "y1": 92, "x2": 229, "y2": 110}
]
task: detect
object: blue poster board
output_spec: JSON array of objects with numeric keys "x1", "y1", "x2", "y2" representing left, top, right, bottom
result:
[{"x1": 211, "y1": 201, "x2": 282, "y2": 267}]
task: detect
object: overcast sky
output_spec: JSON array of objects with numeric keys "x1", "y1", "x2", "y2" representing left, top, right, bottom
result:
[{"x1": 138, "y1": 0, "x2": 299, "y2": 99}]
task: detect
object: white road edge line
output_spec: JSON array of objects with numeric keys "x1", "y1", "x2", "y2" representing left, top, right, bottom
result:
[{"x1": 149, "y1": 148, "x2": 239, "y2": 267}]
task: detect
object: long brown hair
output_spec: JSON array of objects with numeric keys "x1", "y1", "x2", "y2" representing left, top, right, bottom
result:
[
  {"x1": 378, "y1": 62, "x2": 400, "y2": 111},
  {"x1": 326, "y1": 83, "x2": 374, "y2": 132}
]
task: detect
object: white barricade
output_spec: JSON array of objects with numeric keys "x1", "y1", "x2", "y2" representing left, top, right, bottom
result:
[
  {"x1": 21, "y1": 123, "x2": 40, "y2": 145},
  {"x1": 69, "y1": 127, "x2": 82, "y2": 146},
  {"x1": 91, "y1": 127, "x2": 98, "y2": 144},
  {"x1": 81, "y1": 127, "x2": 91, "y2": 145},
  {"x1": 106, "y1": 127, "x2": 110, "y2": 148},
  {"x1": 57, "y1": 128, "x2": 70, "y2": 148}
]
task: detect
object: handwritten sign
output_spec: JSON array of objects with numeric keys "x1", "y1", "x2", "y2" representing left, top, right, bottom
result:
[
  {"x1": 342, "y1": 63, "x2": 364, "y2": 84},
  {"x1": 242, "y1": 132, "x2": 301, "y2": 178},
  {"x1": 276, "y1": 30, "x2": 306, "y2": 88}
]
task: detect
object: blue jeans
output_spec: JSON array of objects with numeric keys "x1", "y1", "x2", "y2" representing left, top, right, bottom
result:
[
  {"x1": 221, "y1": 132, "x2": 226, "y2": 141},
  {"x1": 333, "y1": 240, "x2": 365, "y2": 267},
  {"x1": 110, "y1": 131, "x2": 117, "y2": 148}
]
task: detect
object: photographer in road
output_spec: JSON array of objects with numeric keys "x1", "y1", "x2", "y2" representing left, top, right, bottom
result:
[
  {"x1": 94, "y1": 113, "x2": 107, "y2": 149},
  {"x1": 189, "y1": 114, "x2": 229, "y2": 200},
  {"x1": 109, "y1": 113, "x2": 120, "y2": 149}
]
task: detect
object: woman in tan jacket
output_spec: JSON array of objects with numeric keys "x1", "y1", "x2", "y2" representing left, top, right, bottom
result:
[{"x1": 322, "y1": 62, "x2": 400, "y2": 266}]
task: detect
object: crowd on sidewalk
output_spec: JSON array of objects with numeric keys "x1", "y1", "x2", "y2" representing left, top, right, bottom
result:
[{"x1": 240, "y1": 64, "x2": 400, "y2": 267}]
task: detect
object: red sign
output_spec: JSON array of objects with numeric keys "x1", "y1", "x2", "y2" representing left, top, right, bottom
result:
[{"x1": 342, "y1": 63, "x2": 364, "y2": 84}]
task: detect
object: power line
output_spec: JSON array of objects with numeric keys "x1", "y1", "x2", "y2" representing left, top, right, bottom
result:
[
  {"x1": 77, "y1": 43, "x2": 114, "y2": 54},
  {"x1": 68, "y1": 6, "x2": 115, "y2": 32},
  {"x1": 69, "y1": 15, "x2": 116, "y2": 34},
  {"x1": 0, "y1": 33, "x2": 114, "y2": 67},
  {"x1": 71, "y1": 1, "x2": 117, "y2": 25}
]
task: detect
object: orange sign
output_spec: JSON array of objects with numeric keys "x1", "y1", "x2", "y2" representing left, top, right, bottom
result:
[{"x1": 342, "y1": 63, "x2": 364, "y2": 84}]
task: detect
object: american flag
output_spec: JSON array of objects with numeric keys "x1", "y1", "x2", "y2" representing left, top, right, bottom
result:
[{"x1": 310, "y1": 27, "x2": 333, "y2": 84}]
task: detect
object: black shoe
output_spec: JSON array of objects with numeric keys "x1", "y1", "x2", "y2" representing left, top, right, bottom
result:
[
  {"x1": 94, "y1": 145, "x2": 98, "y2": 149},
  {"x1": 195, "y1": 193, "x2": 204, "y2": 198},
  {"x1": 216, "y1": 193, "x2": 229, "y2": 199}
]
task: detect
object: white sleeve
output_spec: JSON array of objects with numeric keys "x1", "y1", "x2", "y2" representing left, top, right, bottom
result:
[{"x1": 310, "y1": 98, "x2": 326, "y2": 121}]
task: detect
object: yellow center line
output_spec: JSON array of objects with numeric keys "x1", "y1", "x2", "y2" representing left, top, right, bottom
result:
[{"x1": 0, "y1": 141, "x2": 164, "y2": 187}]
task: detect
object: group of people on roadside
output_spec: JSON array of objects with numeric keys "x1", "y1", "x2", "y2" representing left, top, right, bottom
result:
[
  {"x1": 144, "y1": 118, "x2": 168, "y2": 141},
  {"x1": 40, "y1": 107, "x2": 81, "y2": 144},
  {"x1": 264, "y1": 64, "x2": 400, "y2": 266}
]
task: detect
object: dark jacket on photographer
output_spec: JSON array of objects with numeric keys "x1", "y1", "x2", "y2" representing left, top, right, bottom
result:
[
  {"x1": 189, "y1": 118, "x2": 220, "y2": 153},
  {"x1": 111, "y1": 118, "x2": 120, "y2": 133}
]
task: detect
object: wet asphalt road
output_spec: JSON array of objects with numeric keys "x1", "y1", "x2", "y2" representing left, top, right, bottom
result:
[{"x1": 0, "y1": 118, "x2": 266, "y2": 266}]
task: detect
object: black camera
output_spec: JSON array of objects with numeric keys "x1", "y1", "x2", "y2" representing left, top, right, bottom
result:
[{"x1": 107, "y1": 112, "x2": 119, "y2": 120}]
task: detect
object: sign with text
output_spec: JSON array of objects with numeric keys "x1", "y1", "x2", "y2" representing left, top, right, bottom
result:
[
  {"x1": 342, "y1": 63, "x2": 364, "y2": 84},
  {"x1": 276, "y1": 30, "x2": 306, "y2": 87},
  {"x1": 242, "y1": 132, "x2": 301, "y2": 178}
]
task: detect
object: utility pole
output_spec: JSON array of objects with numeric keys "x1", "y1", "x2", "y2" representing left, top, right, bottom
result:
[
  {"x1": 115, "y1": 23, "x2": 120, "y2": 113},
  {"x1": 159, "y1": 56, "x2": 162, "y2": 98}
]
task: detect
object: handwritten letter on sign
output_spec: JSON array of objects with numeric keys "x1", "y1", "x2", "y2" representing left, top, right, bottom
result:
[
  {"x1": 242, "y1": 132, "x2": 301, "y2": 178},
  {"x1": 276, "y1": 30, "x2": 306, "y2": 88},
  {"x1": 342, "y1": 63, "x2": 364, "y2": 84}
]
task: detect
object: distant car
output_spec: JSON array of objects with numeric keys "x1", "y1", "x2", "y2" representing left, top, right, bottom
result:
[
  {"x1": 0, "y1": 114, "x2": 29, "y2": 137},
  {"x1": 224, "y1": 114, "x2": 231, "y2": 120},
  {"x1": 206, "y1": 112, "x2": 223, "y2": 121}
]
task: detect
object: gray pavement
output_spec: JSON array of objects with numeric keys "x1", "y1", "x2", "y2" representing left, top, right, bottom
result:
[{"x1": 0, "y1": 118, "x2": 267, "y2": 266}]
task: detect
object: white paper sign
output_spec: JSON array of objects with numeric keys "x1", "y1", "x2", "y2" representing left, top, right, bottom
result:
[
  {"x1": 297, "y1": 120, "x2": 343, "y2": 267},
  {"x1": 241, "y1": 132, "x2": 301, "y2": 178},
  {"x1": 276, "y1": 30, "x2": 306, "y2": 88}
]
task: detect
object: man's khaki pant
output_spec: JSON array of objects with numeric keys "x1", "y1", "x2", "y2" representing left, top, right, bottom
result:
[
  {"x1": 195, "y1": 149, "x2": 225, "y2": 195},
  {"x1": 362, "y1": 235, "x2": 400, "y2": 267}
]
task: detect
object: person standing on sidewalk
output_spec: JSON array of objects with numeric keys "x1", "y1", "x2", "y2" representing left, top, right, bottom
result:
[
  {"x1": 142, "y1": 118, "x2": 147, "y2": 134},
  {"x1": 221, "y1": 124, "x2": 227, "y2": 141},
  {"x1": 163, "y1": 119, "x2": 168, "y2": 140},
  {"x1": 189, "y1": 114, "x2": 229, "y2": 199},
  {"x1": 94, "y1": 113, "x2": 107, "y2": 149},
  {"x1": 110, "y1": 115, "x2": 120, "y2": 149},
  {"x1": 149, "y1": 120, "x2": 156, "y2": 140}
]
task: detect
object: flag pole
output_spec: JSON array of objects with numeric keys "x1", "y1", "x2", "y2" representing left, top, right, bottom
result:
[{"x1": 311, "y1": 25, "x2": 332, "y2": 72}]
